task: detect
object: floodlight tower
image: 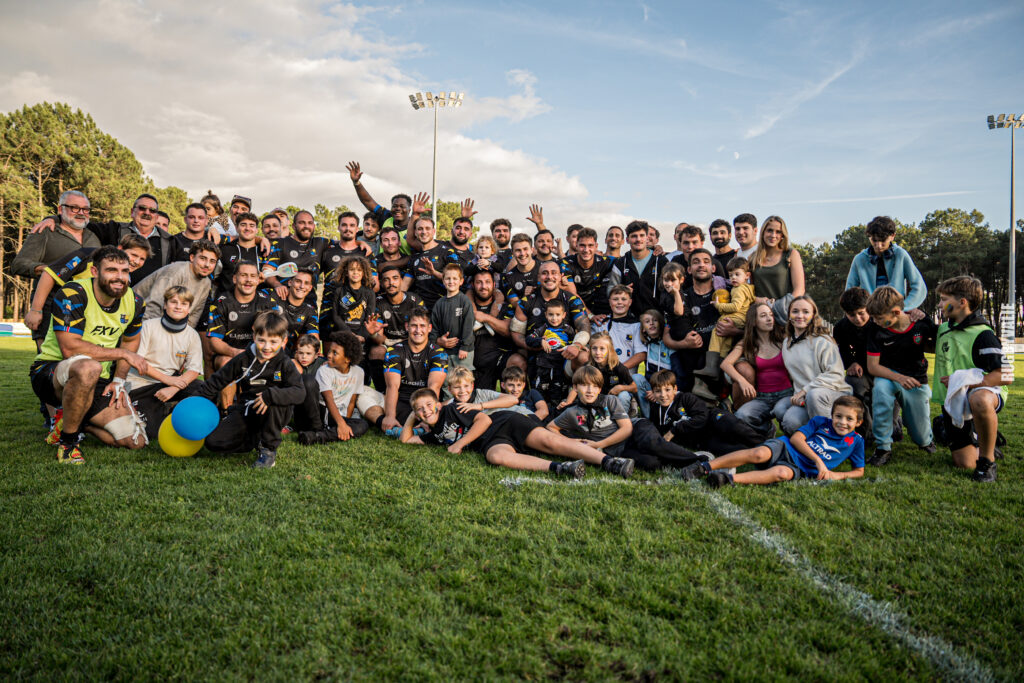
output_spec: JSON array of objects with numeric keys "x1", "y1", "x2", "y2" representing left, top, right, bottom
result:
[{"x1": 409, "y1": 91, "x2": 465, "y2": 226}]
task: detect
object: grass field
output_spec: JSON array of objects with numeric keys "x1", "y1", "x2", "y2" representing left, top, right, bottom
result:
[{"x1": 1, "y1": 336, "x2": 1021, "y2": 680}]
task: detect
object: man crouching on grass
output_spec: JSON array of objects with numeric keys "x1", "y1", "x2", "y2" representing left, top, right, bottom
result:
[
  {"x1": 681, "y1": 396, "x2": 867, "y2": 488},
  {"x1": 195, "y1": 312, "x2": 305, "y2": 469}
]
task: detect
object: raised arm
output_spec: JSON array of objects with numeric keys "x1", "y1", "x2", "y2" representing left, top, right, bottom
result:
[{"x1": 346, "y1": 161, "x2": 379, "y2": 213}]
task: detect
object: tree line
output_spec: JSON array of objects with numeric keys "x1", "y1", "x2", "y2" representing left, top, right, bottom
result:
[{"x1": 1, "y1": 102, "x2": 1019, "y2": 332}]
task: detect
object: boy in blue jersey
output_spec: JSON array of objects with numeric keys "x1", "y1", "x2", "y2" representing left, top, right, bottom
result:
[{"x1": 682, "y1": 396, "x2": 866, "y2": 487}]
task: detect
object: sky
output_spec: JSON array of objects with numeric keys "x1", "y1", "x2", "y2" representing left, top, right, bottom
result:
[{"x1": 1, "y1": 0, "x2": 1023, "y2": 248}]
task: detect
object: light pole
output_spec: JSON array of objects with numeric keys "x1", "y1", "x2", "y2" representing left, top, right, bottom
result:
[
  {"x1": 987, "y1": 114, "x2": 1022, "y2": 327},
  {"x1": 409, "y1": 91, "x2": 465, "y2": 226}
]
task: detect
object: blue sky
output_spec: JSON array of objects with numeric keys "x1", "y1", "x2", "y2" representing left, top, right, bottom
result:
[{"x1": 0, "y1": 0, "x2": 1022, "y2": 247}]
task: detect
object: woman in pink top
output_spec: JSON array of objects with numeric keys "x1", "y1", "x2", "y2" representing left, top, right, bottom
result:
[{"x1": 721, "y1": 302, "x2": 794, "y2": 435}]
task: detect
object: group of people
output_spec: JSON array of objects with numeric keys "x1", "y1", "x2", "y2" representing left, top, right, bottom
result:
[{"x1": 15, "y1": 163, "x2": 1011, "y2": 483}]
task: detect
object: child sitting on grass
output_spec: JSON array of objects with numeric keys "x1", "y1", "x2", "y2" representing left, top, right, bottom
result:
[
  {"x1": 196, "y1": 312, "x2": 305, "y2": 468},
  {"x1": 444, "y1": 366, "x2": 523, "y2": 415},
  {"x1": 126, "y1": 285, "x2": 204, "y2": 442},
  {"x1": 548, "y1": 366, "x2": 706, "y2": 473},
  {"x1": 646, "y1": 370, "x2": 763, "y2": 456},
  {"x1": 681, "y1": 395, "x2": 866, "y2": 488},
  {"x1": 400, "y1": 388, "x2": 630, "y2": 479},
  {"x1": 296, "y1": 331, "x2": 386, "y2": 444},
  {"x1": 500, "y1": 365, "x2": 549, "y2": 421},
  {"x1": 864, "y1": 286, "x2": 936, "y2": 467},
  {"x1": 932, "y1": 276, "x2": 1011, "y2": 483}
]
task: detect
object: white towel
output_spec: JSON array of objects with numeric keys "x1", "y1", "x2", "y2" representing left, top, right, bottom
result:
[{"x1": 943, "y1": 368, "x2": 999, "y2": 428}]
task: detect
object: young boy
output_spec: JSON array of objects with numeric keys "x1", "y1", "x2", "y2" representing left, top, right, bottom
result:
[
  {"x1": 698, "y1": 256, "x2": 754, "y2": 379},
  {"x1": 548, "y1": 366, "x2": 706, "y2": 473},
  {"x1": 430, "y1": 263, "x2": 475, "y2": 370},
  {"x1": 932, "y1": 276, "x2": 1011, "y2": 482},
  {"x1": 501, "y1": 365, "x2": 549, "y2": 421},
  {"x1": 647, "y1": 370, "x2": 762, "y2": 455},
  {"x1": 833, "y1": 287, "x2": 878, "y2": 437},
  {"x1": 526, "y1": 299, "x2": 576, "y2": 408},
  {"x1": 196, "y1": 312, "x2": 305, "y2": 468},
  {"x1": 445, "y1": 366, "x2": 524, "y2": 415},
  {"x1": 592, "y1": 285, "x2": 646, "y2": 372},
  {"x1": 682, "y1": 396, "x2": 867, "y2": 487},
  {"x1": 864, "y1": 286, "x2": 937, "y2": 467},
  {"x1": 296, "y1": 331, "x2": 386, "y2": 444},
  {"x1": 403, "y1": 388, "x2": 631, "y2": 480},
  {"x1": 126, "y1": 286, "x2": 204, "y2": 441}
]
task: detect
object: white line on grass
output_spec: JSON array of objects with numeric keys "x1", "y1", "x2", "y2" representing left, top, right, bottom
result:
[
  {"x1": 697, "y1": 488, "x2": 994, "y2": 683},
  {"x1": 499, "y1": 476, "x2": 993, "y2": 681}
]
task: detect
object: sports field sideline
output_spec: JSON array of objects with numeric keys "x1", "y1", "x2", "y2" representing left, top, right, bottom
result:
[{"x1": 1, "y1": 337, "x2": 1021, "y2": 680}]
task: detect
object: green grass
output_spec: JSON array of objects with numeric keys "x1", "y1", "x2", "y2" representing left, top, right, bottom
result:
[{"x1": 0, "y1": 337, "x2": 1021, "y2": 680}]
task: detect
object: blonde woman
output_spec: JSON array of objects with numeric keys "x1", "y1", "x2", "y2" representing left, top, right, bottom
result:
[{"x1": 750, "y1": 215, "x2": 805, "y2": 322}]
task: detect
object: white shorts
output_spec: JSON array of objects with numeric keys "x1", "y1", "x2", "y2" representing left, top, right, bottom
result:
[{"x1": 355, "y1": 388, "x2": 385, "y2": 418}]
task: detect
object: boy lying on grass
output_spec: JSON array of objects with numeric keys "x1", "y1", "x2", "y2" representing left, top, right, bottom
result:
[
  {"x1": 399, "y1": 384, "x2": 636, "y2": 479},
  {"x1": 681, "y1": 395, "x2": 867, "y2": 488}
]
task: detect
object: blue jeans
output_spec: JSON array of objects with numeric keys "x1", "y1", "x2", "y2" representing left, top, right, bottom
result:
[
  {"x1": 633, "y1": 373, "x2": 652, "y2": 418},
  {"x1": 872, "y1": 377, "x2": 932, "y2": 449},
  {"x1": 735, "y1": 388, "x2": 793, "y2": 435}
]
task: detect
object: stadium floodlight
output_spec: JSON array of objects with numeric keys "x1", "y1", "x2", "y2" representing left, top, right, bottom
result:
[
  {"x1": 986, "y1": 113, "x2": 1021, "y2": 327},
  {"x1": 408, "y1": 89, "x2": 467, "y2": 225}
]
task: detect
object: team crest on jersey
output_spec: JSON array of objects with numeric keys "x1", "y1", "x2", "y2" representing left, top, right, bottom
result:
[
  {"x1": 383, "y1": 310, "x2": 392, "y2": 319},
  {"x1": 913, "y1": 333, "x2": 922, "y2": 344},
  {"x1": 691, "y1": 306, "x2": 702, "y2": 316},
  {"x1": 844, "y1": 435, "x2": 855, "y2": 445},
  {"x1": 332, "y1": 254, "x2": 341, "y2": 262},
  {"x1": 290, "y1": 250, "x2": 299, "y2": 258},
  {"x1": 229, "y1": 312, "x2": 238, "y2": 321},
  {"x1": 533, "y1": 308, "x2": 542, "y2": 317},
  {"x1": 273, "y1": 371, "x2": 282, "y2": 381},
  {"x1": 68, "y1": 256, "x2": 81, "y2": 271},
  {"x1": 120, "y1": 314, "x2": 128, "y2": 324}
]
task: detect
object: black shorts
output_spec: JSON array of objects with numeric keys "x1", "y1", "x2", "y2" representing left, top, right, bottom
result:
[
  {"x1": 29, "y1": 360, "x2": 112, "y2": 421},
  {"x1": 479, "y1": 411, "x2": 543, "y2": 452},
  {"x1": 759, "y1": 438, "x2": 803, "y2": 481},
  {"x1": 941, "y1": 396, "x2": 1004, "y2": 450}
]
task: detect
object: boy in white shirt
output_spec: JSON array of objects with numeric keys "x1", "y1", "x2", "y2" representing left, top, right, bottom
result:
[
  {"x1": 126, "y1": 286, "x2": 204, "y2": 440},
  {"x1": 297, "y1": 330, "x2": 386, "y2": 444}
]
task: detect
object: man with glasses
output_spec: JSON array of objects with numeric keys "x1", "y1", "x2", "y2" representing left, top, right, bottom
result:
[
  {"x1": 31, "y1": 193, "x2": 174, "y2": 284},
  {"x1": 14, "y1": 191, "x2": 102, "y2": 349}
]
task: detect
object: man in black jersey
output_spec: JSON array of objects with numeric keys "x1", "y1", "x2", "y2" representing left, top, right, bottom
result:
[
  {"x1": 534, "y1": 230, "x2": 557, "y2": 263},
  {"x1": 215, "y1": 213, "x2": 262, "y2": 295},
  {"x1": 367, "y1": 264, "x2": 426, "y2": 390},
  {"x1": 207, "y1": 261, "x2": 282, "y2": 367},
  {"x1": 261, "y1": 213, "x2": 285, "y2": 240},
  {"x1": 171, "y1": 203, "x2": 216, "y2": 262},
  {"x1": 669, "y1": 224, "x2": 727, "y2": 285},
  {"x1": 609, "y1": 220, "x2": 668, "y2": 318},
  {"x1": 708, "y1": 219, "x2": 738, "y2": 275},
  {"x1": 322, "y1": 211, "x2": 374, "y2": 285},
  {"x1": 560, "y1": 227, "x2": 613, "y2": 323},
  {"x1": 502, "y1": 233, "x2": 540, "y2": 305},
  {"x1": 468, "y1": 267, "x2": 526, "y2": 390},
  {"x1": 263, "y1": 209, "x2": 330, "y2": 305},
  {"x1": 373, "y1": 226, "x2": 412, "y2": 291},
  {"x1": 408, "y1": 216, "x2": 450, "y2": 309},
  {"x1": 665, "y1": 249, "x2": 719, "y2": 394},
  {"x1": 510, "y1": 260, "x2": 590, "y2": 360},
  {"x1": 445, "y1": 217, "x2": 476, "y2": 276},
  {"x1": 489, "y1": 218, "x2": 514, "y2": 271},
  {"x1": 381, "y1": 308, "x2": 449, "y2": 430},
  {"x1": 279, "y1": 268, "x2": 319, "y2": 353}
]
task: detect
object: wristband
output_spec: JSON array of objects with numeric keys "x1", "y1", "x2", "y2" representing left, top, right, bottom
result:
[
  {"x1": 30, "y1": 308, "x2": 43, "y2": 314},
  {"x1": 113, "y1": 377, "x2": 126, "y2": 386}
]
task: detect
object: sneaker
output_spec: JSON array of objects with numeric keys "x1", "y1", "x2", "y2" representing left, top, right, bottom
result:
[
  {"x1": 691, "y1": 378, "x2": 718, "y2": 402},
  {"x1": 45, "y1": 409, "x2": 64, "y2": 446},
  {"x1": 281, "y1": 426, "x2": 293, "y2": 435},
  {"x1": 602, "y1": 456, "x2": 635, "y2": 478},
  {"x1": 252, "y1": 448, "x2": 276, "y2": 469},
  {"x1": 56, "y1": 441, "x2": 84, "y2": 465},
  {"x1": 707, "y1": 471, "x2": 733, "y2": 489},
  {"x1": 972, "y1": 458, "x2": 996, "y2": 483},
  {"x1": 868, "y1": 448, "x2": 892, "y2": 467},
  {"x1": 920, "y1": 442, "x2": 937, "y2": 454},
  {"x1": 993, "y1": 446, "x2": 1004, "y2": 461},
  {"x1": 554, "y1": 459, "x2": 586, "y2": 479},
  {"x1": 680, "y1": 461, "x2": 710, "y2": 482}
]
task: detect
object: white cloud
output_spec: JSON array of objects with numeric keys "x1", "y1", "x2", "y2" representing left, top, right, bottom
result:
[
  {"x1": 0, "y1": 0, "x2": 605, "y2": 236},
  {"x1": 776, "y1": 190, "x2": 975, "y2": 206}
]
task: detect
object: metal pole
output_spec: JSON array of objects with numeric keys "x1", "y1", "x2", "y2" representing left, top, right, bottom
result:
[
  {"x1": 1011, "y1": 123, "x2": 1016, "y2": 329},
  {"x1": 431, "y1": 101, "x2": 438, "y2": 226}
]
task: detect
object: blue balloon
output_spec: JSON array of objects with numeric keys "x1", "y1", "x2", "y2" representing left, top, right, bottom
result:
[{"x1": 172, "y1": 396, "x2": 220, "y2": 440}]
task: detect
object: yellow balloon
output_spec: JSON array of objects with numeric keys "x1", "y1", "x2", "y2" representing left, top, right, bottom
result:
[{"x1": 158, "y1": 415, "x2": 203, "y2": 457}]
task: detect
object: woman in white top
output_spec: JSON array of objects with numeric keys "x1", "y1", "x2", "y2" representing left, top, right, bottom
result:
[{"x1": 779, "y1": 295, "x2": 851, "y2": 435}]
